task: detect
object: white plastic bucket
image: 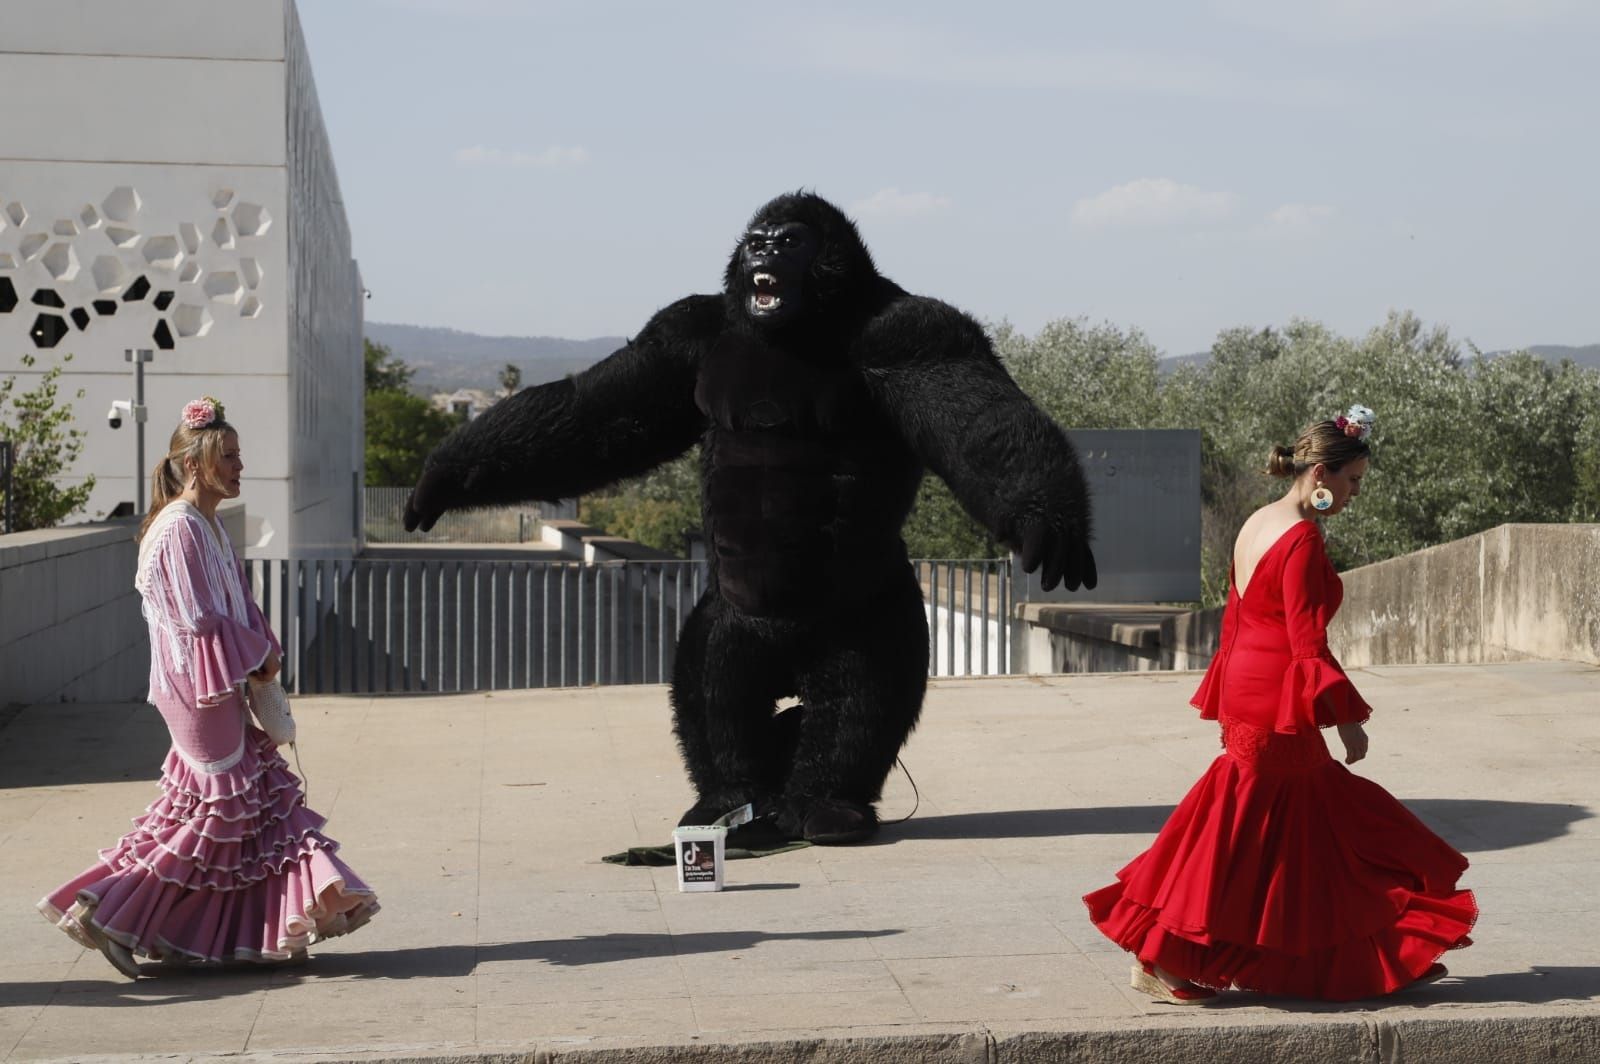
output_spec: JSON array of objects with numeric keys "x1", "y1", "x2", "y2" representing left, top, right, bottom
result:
[{"x1": 672, "y1": 825, "x2": 727, "y2": 892}]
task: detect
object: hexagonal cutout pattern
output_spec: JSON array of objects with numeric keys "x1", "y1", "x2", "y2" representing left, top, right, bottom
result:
[
  {"x1": 42, "y1": 243, "x2": 80, "y2": 282},
  {"x1": 180, "y1": 261, "x2": 202, "y2": 284},
  {"x1": 19, "y1": 234, "x2": 48, "y2": 261},
  {"x1": 203, "y1": 271, "x2": 242, "y2": 304},
  {"x1": 240, "y1": 295, "x2": 263, "y2": 319},
  {"x1": 5, "y1": 202, "x2": 26, "y2": 228},
  {"x1": 179, "y1": 222, "x2": 201, "y2": 255},
  {"x1": 0, "y1": 278, "x2": 17, "y2": 313},
  {"x1": 31, "y1": 289, "x2": 64, "y2": 308},
  {"x1": 232, "y1": 202, "x2": 271, "y2": 237},
  {"x1": 153, "y1": 290, "x2": 175, "y2": 311},
  {"x1": 31, "y1": 313, "x2": 69, "y2": 348},
  {"x1": 123, "y1": 276, "x2": 151, "y2": 302},
  {"x1": 52, "y1": 218, "x2": 78, "y2": 237},
  {"x1": 106, "y1": 226, "x2": 139, "y2": 248},
  {"x1": 210, "y1": 217, "x2": 235, "y2": 250},
  {"x1": 240, "y1": 258, "x2": 263, "y2": 289},
  {"x1": 102, "y1": 186, "x2": 141, "y2": 223},
  {"x1": 91, "y1": 255, "x2": 128, "y2": 294},
  {"x1": 153, "y1": 320, "x2": 175, "y2": 350},
  {"x1": 79, "y1": 204, "x2": 101, "y2": 230},
  {"x1": 212, "y1": 188, "x2": 236, "y2": 210},
  {"x1": 142, "y1": 235, "x2": 183, "y2": 270},
  {"x1": 173, "y1": 304, "x2": 213, "y2": 338},
  {"x1": 71, "y1": 307, "x2": 90, "y2": 331},
  {"x1": 93, "y1": 299, "x2": 117, "y2": 316}
]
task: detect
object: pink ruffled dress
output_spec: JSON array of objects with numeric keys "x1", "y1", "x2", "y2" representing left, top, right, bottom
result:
[{"x1": 38, "y1": 501, "x2": 378, "y2": 964}]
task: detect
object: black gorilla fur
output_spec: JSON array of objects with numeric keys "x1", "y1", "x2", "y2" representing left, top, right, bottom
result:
[{"x1": 406, "y1": 192, "x2": 1096, "y2": 843}]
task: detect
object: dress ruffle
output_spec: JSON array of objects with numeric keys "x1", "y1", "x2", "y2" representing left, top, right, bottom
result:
[
  {"x1": 38, "y1": 727, "x2": 377, "y2": 964},
  {"x1": 1083, "y1": 725, "x2": 1475, "y2": 1001},
  {"x1": 1276, "y1": 652, "x2": 1373, "y2": 732},
  {"x1": 190, "y1": 617, "x2": 274, "y2": 707}
]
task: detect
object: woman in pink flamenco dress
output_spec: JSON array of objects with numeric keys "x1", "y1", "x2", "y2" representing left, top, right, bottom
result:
[
  {"x1": 1084, "y1": 407, "x2": 1476, "y2": 1004},
  {"x1": 38, "y1": 398, "x2": 377, "y2": 977}
]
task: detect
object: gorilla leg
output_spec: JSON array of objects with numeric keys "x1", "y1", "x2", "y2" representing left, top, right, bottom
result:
[
  {"x1": 670, "y1": 590, "x2": 797, "y2": 825},
  {"x1": 783, "y1": 569, "x2": 929, "y2": 842}
]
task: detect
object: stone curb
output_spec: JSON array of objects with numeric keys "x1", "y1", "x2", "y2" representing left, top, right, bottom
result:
[{"x1": 22, "y1": 1012, "x2": 1600, "y2": 1064}]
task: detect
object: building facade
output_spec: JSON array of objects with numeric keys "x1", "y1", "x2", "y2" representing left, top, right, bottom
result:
[{"x1": 0, "y1": 0, "x2": 361, "y2": 559}]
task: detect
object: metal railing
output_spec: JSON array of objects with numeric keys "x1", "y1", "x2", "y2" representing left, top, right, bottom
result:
[{"x1": 245, "y1": 556, "x2": 1012, "y2": 695}]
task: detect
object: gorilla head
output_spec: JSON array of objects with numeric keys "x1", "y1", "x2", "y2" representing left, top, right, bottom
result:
[{"x1": 725, "y1": 192, "x2": 880, "y2": 332}]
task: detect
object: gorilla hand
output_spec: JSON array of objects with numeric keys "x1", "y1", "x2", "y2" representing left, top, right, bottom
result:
[
  {"x1": 403, "y1": 463, "x2": 464, "y2": 533},
  {"x1": 1016, "y1": 513, "x2": 1098, "y2": 593}
]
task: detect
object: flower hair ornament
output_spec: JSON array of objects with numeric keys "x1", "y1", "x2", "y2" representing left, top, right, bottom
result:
[
  {"x1": 1311, "y1": 404, "x2": 1376, "y2": 511},
  {"x1": 181, "y1": 396, "x2": 226, "y2": 429},
  {"x1": 1335, "y1": 404, "x2": 1376, "y2": 441}
]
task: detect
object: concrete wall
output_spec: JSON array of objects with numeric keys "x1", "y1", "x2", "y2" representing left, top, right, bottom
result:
[
  {"x1": 0, "y1": 521, "x2": 145, "y2": 705},
  {"x1": 284, "y1": 0, "x2": 364, "y2": 560},
  {"x1": 1331, "y1": 523, "x2": 1600, "y2": 668},
  {"x1": 1014, "y1": 429, "x2": 1202, "y2": 606},
  {"x1": 0, "y1": 501, "x2": 247, "y2": 705},
  {"x1": 0, "y1": 1, "x2": 361, "y2": 560},
  {"x1": 1021, "y1": 523, "x2": 1600, "y2": 675}
]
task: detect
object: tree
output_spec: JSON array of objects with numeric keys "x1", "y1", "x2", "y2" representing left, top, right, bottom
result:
[
  {"x1": 578, "y1": 450, "x2": 702, "y2": 555},
  {"x1": 363, "y1": 338, "x2": 460, "y2": 487},
  {"x1": 364, "y1": 338, "x2": 413, "y2": 392},
  {"x1": 499, "y1": 362, "x2": 522, "y2": 396},
  {"x1": 0, "y1": 352, "x2": 95, "y2": 531}
]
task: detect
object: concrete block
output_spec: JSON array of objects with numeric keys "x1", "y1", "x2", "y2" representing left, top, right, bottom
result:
[{"x1": 0, "y1": 560, "x2": 54, "y2": 643}]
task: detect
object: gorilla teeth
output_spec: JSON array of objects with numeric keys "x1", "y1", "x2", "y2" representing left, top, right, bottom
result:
[{"x1": 753, "y1": 272, "x2": 777, "y2": 289}]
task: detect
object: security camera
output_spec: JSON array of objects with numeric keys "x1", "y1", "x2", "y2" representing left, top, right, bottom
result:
[{"x1": 108, "y1": 400, "x2": 133, "y2": 429}]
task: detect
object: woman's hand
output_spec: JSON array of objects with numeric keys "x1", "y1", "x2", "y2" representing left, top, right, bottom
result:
[
  {"x1": 1337, "y1": 722, "x2": 1368, "y2": 764},
  {"x1": 251, "y1": 650, "x2": 281, "y2": 683}
]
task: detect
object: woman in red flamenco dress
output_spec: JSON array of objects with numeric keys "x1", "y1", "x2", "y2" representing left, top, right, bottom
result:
[{"x1": 1083, "y1": 407, "x2": 1476, "y2": 1003}]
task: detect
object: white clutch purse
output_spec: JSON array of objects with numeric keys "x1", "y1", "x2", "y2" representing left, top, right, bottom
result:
[{"x1": 247, "y1": 676, "x2": 296, "y2": 746}]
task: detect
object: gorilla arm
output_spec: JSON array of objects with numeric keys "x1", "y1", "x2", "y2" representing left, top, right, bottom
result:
[
  {"x1": 403, "y1": 296, "x2": 717, "y2": 532},
  {"x1": 862, "y1": 298, "x2": 1098, "y2": 591}
]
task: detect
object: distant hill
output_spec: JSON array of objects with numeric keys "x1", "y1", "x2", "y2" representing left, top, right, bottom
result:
[
  {"x1": 365, "y1": 321, "x2": 625, "y2": 394},
  {"x1": 1521, "y1": 344, "x2": 1600, "y2": 370},
  {"x1": 1158, "y1": 343, "x2": 1600, "y2": 374}
]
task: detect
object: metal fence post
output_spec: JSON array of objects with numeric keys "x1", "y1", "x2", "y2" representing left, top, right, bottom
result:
[{"x1": 0, "y1": 439, "x2": 13, "y2": 534}]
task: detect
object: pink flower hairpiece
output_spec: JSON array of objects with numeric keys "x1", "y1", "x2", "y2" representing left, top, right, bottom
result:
[
  {"x1": 1334, "y1": 404, "x2": 1376, "y2": 441},
  {"x1": 181, "y1": 396, "x2": 225, "y2": 429}
]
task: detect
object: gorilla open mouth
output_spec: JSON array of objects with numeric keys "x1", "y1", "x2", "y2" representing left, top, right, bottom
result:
[{"x1": 752, "y1": 272, "x2": 781, "y2": 314}]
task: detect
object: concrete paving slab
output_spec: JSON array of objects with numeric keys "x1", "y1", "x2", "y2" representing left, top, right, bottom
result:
[{"x1": 1, "y1": 662, "x2": 1598, "y2": 1063}]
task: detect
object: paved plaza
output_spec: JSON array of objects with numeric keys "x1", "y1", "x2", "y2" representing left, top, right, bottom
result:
[{"x1": 2, "y1": 661, "x2": 1597, "y2": 1062}]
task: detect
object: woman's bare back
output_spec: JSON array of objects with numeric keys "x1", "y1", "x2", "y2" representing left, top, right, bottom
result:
[{"x1": 1232, "y1": 502, "x2": 1309, "y2": 598}]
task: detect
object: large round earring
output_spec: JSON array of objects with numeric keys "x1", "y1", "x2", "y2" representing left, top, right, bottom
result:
[{"x1": 1311, "y1": 481, "x2": 1334, "y2": 511}]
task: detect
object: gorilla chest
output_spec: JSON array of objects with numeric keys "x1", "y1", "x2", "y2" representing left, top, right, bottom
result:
[{"x1": 694, "y1": 336, "x2": 912, "y2": 601}]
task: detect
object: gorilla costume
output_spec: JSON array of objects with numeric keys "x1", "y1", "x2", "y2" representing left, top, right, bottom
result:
[{"x1": 405, "y1": 192, "x2": 1097, "y2": 844}]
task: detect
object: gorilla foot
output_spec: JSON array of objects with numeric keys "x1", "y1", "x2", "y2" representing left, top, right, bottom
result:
[
  {"x1": 677, "y1": 797, "x2": 751, "y2": 828},
  {"x1": 798, "y1": 798, "x2": 879, "y2": 845},
  {"x1": 679, "y1": 796, "x2": 796, "y2": 849}
]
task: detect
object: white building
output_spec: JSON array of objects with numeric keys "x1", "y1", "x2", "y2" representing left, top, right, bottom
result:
[{"x1": 0, "y1": 0, "x2": 362, "y2": 560}]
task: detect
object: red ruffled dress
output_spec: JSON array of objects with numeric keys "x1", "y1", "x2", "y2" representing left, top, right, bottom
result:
[
  {"x1": 1083, "y1": 520, "x2": 1476, "y2": 1000},
  {"x1": 38, "y1": 502, "x2": 378, "y2": 965}
]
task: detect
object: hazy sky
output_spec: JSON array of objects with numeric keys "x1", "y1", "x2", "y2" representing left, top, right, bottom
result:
[{"x1": 296, "y1": 0, "x2": 1596, "y2": 356}]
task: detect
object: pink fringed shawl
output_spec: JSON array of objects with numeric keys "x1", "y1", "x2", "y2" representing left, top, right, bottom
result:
[{"x1": 136, "y1": 502, "x2": 276, "y2": 713}]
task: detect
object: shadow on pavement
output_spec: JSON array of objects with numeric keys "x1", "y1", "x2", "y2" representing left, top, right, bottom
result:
[
  {"x1": 0, "y1": 704, "x2": 167, "y2": 789},
  {"x1": 1204, "y1": 966, "x2": 1600, "y2": 1011},
  {"x1": 882, "y1": 799, "x2": 1592, "y2": 854},
  {"x1": 0, "y1": 928, "x2": 906, "y2": 1004}
]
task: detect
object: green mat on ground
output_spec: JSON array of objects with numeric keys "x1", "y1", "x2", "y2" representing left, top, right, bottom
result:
[{"x1": 602, "y1": 839, "x2": 811, "y2": 866}]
